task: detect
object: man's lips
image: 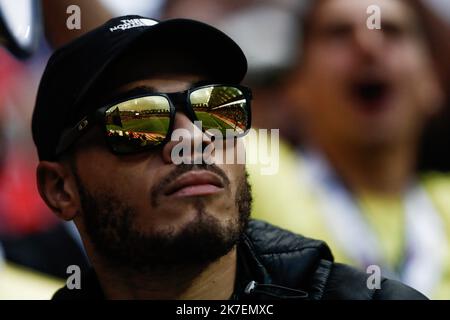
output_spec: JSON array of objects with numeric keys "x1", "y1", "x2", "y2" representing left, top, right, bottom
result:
[{"x1": 164, "y1": 170, "x2": 225, "y2": 197}]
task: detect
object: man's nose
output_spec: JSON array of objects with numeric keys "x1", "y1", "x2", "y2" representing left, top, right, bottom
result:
[{"x1": 161, "y1": 113, "x2": 213, "y2": 164}]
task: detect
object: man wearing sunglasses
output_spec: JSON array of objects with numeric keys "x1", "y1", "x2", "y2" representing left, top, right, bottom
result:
[{"x1": 32, "y1": 16, "x2": 425, "y2": 300}]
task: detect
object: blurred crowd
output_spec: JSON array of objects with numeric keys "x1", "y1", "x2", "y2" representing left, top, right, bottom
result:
[{"x1": 0, "y1": 0, "x2": 450, "y2": 299}]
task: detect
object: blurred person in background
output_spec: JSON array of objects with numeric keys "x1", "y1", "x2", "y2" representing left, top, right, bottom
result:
[
  {"x1": 247, "y1": 0, "x2": 450, "y2": 299},
  {"x1": 0, "y1": 5, "x2": 62, "y2": 297},
  {"x1": 0, "y1": 0, "x2": 118, "y2": 298}
]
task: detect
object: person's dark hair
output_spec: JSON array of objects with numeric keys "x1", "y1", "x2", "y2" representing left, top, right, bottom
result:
[{"x1": 404, "y1": 0, "x2": 450, "y2": 172}]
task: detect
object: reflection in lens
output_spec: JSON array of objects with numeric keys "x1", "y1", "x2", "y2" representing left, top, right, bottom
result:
[
  {"x1": 104, "y1": 95, "x2": 171, "y2": 152},
  {"x1": 190, "y1": 86, "x2": 248, "y2": 137}
]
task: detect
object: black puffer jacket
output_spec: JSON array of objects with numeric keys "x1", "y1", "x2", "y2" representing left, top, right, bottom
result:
[
  {"x1": 52, "y1": 220, "x2": 427, "y2": 300},
  {"x1": 235, "y1": 220, "x2": 426, "y2": 300}
]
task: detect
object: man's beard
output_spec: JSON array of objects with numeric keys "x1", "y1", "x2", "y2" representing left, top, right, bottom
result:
[{"x1": 74, "y1": 164, "x2": 252, "y2": 274}]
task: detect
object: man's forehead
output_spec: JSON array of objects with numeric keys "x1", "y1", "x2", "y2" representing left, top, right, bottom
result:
[
  {"x1": 116, "y1": 75, "x2": 206, "y2": 94},
  {"x1": 88, "y1": 76, "x2": 210, "y2": 110}
]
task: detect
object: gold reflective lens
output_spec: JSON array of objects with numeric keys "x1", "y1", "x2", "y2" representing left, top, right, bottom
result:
[
  {"x1": 104, "y1": 95, "x2": 171, "y2": 152},
  {"x1": 190, "y1": 86, "x2": 248, "y2": 136}
]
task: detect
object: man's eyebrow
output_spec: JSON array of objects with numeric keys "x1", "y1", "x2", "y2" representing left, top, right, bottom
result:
[
  {"x1": 108, "y1": 85, "x2": 157, "y2": 103},
  {"x1": 119, "y1": 85, "x2": 158, "y2": 96},
  {"x1": 192, "y1": 80, "x2": 215, "y2": 87},
  {"x1": 107, "y1": 81, "x2": 215, "y2": 104}
]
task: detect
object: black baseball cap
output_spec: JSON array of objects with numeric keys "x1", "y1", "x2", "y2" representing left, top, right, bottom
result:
[{"x1": 32, "y1": 15, "x2": 248, "y2": 161}]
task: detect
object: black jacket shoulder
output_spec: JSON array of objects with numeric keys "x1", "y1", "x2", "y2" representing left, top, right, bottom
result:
[
  {"x1": 323, "y1": 263, "x2": 427, "y2": 300},
  {"x1": 243, "y1": 220, "x2": 427, "y2": 300}
]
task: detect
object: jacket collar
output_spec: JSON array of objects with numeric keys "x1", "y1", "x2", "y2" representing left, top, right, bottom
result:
[{"x1": 232, "y1": 220, "x2": 334, "y2": 300}]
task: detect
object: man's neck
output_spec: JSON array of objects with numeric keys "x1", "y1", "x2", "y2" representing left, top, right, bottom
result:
[
  {"x1": 316, "y1": 141, "x2": 417, "y2": 197},
  {"x1": 92, "y1": 248, "x2": 237, "y2": 300}
]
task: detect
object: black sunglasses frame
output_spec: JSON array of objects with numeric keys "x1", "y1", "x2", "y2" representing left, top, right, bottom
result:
[{"x1": 55, "y1": 84, "x2": 252, "y2": 157}]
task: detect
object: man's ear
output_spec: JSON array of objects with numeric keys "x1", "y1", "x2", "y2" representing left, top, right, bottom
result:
[{"x1": 36, "y1": 161, "x2": 80, "y2": 221}]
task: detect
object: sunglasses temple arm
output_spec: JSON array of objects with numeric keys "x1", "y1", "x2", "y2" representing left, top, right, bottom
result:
[{"x1": 55, "y1": 116, "x2": 91, "y2": 156}]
